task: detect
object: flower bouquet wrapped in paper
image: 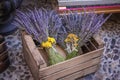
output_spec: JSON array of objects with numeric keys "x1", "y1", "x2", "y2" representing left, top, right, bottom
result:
[
  {"x1": 14, "y1": 8, "x2": 65, "y2": 65},
  {"x1": 58, "y1": 11, "x2": 111, "y2": 59}
]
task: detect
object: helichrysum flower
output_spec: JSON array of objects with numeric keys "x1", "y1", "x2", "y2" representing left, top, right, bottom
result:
[
  {"x1": 67, "y1": 33, "x2": 78, "y2": 39},
  {"x1": 65, "y1": 33, "x2": 79, "y2": 45},
  {"x1": 64, "y1": 33, "x2": 79, "y2": 59},
  {"x1": 74, "y1": 43, "x2": 78, "y2": 47},
  {"x1": 42, "y1": 41, "x2": 52, "y2": 48},
  {"x1": 48, "y1": 37, "x2": 56, "y2": 44},
  {"x1": 41, "y1": 37, "x2": 56, "y2": 48}
]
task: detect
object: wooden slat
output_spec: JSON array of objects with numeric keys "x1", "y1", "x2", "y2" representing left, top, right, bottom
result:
[
  {"x1": 38, "y1": 48, "x2": 49, "y2": 66},
  {"x1": 59, "y1": 65, "x2": 98, "y2": 80},
  {"x1": 93, "y1": 34, "x2": 104, "y2": 49},
  {"x1": 24, "y1": 35, "x2": 47, "y2": 68},
  {"x1": 94, "y1": 8, "x2": 120, "y2": 14},
  {"x1": 41, "y1": 57, "x2": 100, "y2": 80},
  {"x1": 89, "y1": 40, "x2": 97, "y2": 50},
  {"x1": 0, "y1": 50, "x2": 8, "y2": 61},
  {"x1": 0, "y1": 42, "x2": 6, "y2": 53},
  {"x1": 22, "y1": 33, "x2": 47, "y2": 80},
  {"x1": 22, "y1": 36, "x2": 39, "y2": 80},
  {"x1": 39, "y1": 48, "x2": 103, "y2": 78},
  {"x1": 84, "y1": 44, "x2": 91, "y2": 52},
  {"x1": 59, "y1": 6, "x2": 120, "y2": 14}
]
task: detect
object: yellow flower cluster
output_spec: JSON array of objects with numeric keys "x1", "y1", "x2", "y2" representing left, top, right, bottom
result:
[
  {"x1": 42, "y1": 37, "x2": 56, "y2": 48},
  {"x1": 65, "y1": 33, "x2": 79, "y2": 47},
  {"x1": 48, "y1": 37, "x2": 56, "y2": 44}
]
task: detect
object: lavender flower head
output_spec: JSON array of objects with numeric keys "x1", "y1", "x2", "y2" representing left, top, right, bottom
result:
[{"x1": 13, "y1": 8, "x2": 62, "y2": 44}]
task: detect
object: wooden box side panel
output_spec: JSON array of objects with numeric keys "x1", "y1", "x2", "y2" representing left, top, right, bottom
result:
[
  {"x1": 22, "y1": 35, "x2": 39, "y2": 80},
  {"x1": 40, "y1": 48, "x2": 104, "y2": 79},
  {"x1": 59, "y1": 65, "x2": 98, "y2": 80},
  {"x1": 24, "y1": 35, "x2": 47, "y2": 68},
  {"x1": 41, "y1": 56, "x2": 101, "y2": 80},
  {"x1": 21, "y1": 32, "x2": 47, "y2": 80}
]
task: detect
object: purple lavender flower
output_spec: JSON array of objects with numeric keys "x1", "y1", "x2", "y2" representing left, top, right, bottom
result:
[
  {"x1": 13, "y1": 7, "x2": 62, "y2": 44},
  {"x1": 58, "y1": 10, "x2": 112, "y2": 48}
]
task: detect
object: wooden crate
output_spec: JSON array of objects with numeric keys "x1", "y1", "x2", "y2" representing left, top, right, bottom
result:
[
  {"x1": 0, "y1": 36, "x2": 10, "y2": 73},
  {"x1": 21, "y1": 31, "x2": 104, "y2": 80}
]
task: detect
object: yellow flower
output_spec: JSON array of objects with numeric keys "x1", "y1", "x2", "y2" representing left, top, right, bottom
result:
[
  {"x1": 41, "y1": 41, "x2": 52, "y2": 48},
  {"x1": 68, "y1": 33, "x2": 74, "y2": 38},
  {"x1": 45, "y1": 41, "x2": 52, "y2": 48},
  {"x1": 48, "y1": 37, "x2": 56, "y2": 44},
  {"x1": 74, "y1": 43, "x2": 78, "y2": 47},
  {"x1": 65, "y1": 38, "x2": 70, "y2": 42},
  {"x1": 74, "y1": 37, "x2": 79, "y2": 42},
  {"x1": 42, "y1": 42, "x2": 46, "y2": 47},
  {"x1": 65, "y1": 33, "x2": 79, "y2": 43},
  {"x1": 41, "y1": 37, "x2": 56, "y2": 48}
]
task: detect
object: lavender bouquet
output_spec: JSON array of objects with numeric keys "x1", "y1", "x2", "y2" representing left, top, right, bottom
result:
[
  {"x1": 14, "y1": 8, "x2": 65, "y2": 65},
  {"x1": 58, "y1": 11, "x2": 111, "y2": 59}
]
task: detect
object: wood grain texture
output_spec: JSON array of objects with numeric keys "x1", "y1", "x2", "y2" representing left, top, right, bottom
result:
[
  {"x1": 93, "y1": 34, "x2": 104, "y2": 49},
  {"x1": 59, "y1": 6, "x2": 120, "y2": 14},
  {"x1": 0, "y1": 42, "x2": 6, "y2": 53},
  {"x1": 41, "y1": 57, "x2": 100, "y2": 80},
  {"x1": 55, "y1": 45, "x2": 67, "y2": 58},
  {"x1": 22, "y1": 35, "x2": 40, "y2": 80},
  {"x1": 39, "y1": 48, "x2": 103, "y2": 78},
  {"x1": 59, "y1": 65, "x2": 98, "y2": 80},
  {"x1": 24, "y1": 35, "x2": 47, "y2": 68},
  {"x1": 21, "y1": 32, "x2": 47, "y2": 80}
]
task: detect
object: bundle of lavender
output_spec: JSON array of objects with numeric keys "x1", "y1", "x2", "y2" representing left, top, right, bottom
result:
[
  {"x1": 58, "y1": 11, "x2": 111, "y2": 59},
  {"x1": 14, "y1": 8, "x2": 65, "y2": 65}
]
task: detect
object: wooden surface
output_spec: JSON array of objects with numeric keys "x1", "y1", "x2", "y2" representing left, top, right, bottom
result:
[
  {"x1": 21, "y1": 32, "x2": 47, "y2": 80},
  {"x1": 41, "y1": 57, "x2": 101, "y2": 80},
  {"x1": 93, "y1": 34, "x2": 104, "y2": 49},
  {"x1": 22, "y1": 35, "x2": 40, "y2": 80},
  {"x1": 0, "y1": 42, "x2": 9, "y2": 73},
  {"x1": 55, "y1": 45, "x2": 67, "y2": 58},
  {"x1": 39, "y1": 48, "x2": 103, "y2": 78},
  {"x1": 24, "y1": 35, "x2": 47, "y2": 68},
  {"x1": 0, "y1": 42, "x2": 6, "y2": 53},
  {"x1": 59, "y1": 5, "x2": 120, "y2": 14},
  {"x1": 0, "y1": 50, "x2": 8, "y2": 61},
  {"x1": 59, "y1": 65, "x2": 98, "y2": 80}
]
